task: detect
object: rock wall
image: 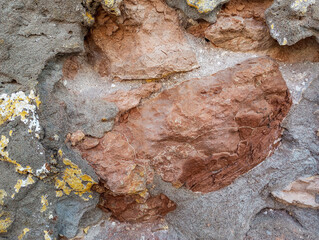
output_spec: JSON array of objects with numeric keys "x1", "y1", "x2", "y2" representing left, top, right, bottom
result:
[{"x1": 0, "y1": 0, "x2": 318, "y2": 239}]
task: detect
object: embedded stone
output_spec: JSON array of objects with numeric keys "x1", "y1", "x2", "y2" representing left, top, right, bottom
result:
[
  {"x1": 78, "y1": 57, "x2": 292, "y2": 194},
  {"x1": 99, "y1": 193, "x2": 176, "y2": 222},
  {"x1": 87, "y1": 0, "x2": 199, "y2": 80},
  {"x1": 272, "y1": 175, "x2": 319, "y2": 209},
  {"x1": 265, "y1": 0, "x2": 319, "y2": 45}
]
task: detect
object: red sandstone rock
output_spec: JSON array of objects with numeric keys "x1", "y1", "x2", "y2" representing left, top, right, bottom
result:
[
  {"x1": 103, "y1": 82, "x2": 162, "y2": 113},
  {"x1": 78, "y1": 57, "x2": 291, "y2": 194},
  {"x1": 87, "y1": 0, "x2": 198, "y2": 80},
  {"x1": 205, "y1": 16, "x2": 273, "y2": 51}
]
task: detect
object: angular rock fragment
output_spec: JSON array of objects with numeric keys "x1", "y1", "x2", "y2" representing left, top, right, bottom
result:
[
  {"x1": 272, "y1": 175, "x2": 319, "y2": 209},
  {"x1": 265, "y1": 0, "x2": 319, "y2": 45},
  {"x1": 166, "y1": 0, "x2": 229, "y2": 23},
  {"x1": 78, "y1": 57, "x2": 292, "y2": 196},
  {"x1": 87, "y1": 0, "x2": 198, "y2": 80}
]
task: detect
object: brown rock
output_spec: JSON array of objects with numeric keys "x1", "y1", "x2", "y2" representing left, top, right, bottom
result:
[
  {"x1": 62, "y1": 56, "x2": 79, "y2": 80},
  {"x1": 103, "y1": 82, "x2": 162, "y2": 113},
  {"x1": 272, "y1": 176, "x2": 319, "y2": 209},
  {"x1": 81, "y1": 137, "x2": 100, "y2": 150},
  {"x1": 79, "y1": 57, "x2": 292, "y2": 194},
  {"x1": 187, "y1": 21, "x2": 211, "y2": 38},
  {"x1": 221, "y1": 0, "x2": 272, "y2": 20},
  {"x1": 67, "y1": 130, "x2": 85, "y2": 146},
  {"x1": 193, "y1": 0, "x2": 273, "y2": 50},
  {"x1": 99, "y1": 192, "x2": 176, "y2": 222},
  {"x1": 87, "y1": 0, "x2": 198, "y2": 80},
  {"x1": 205, "y1": 16, "x2": 273, "y2": 51}
]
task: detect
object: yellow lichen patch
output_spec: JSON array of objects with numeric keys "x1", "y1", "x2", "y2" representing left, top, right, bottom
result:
[
  {"x1": 55, "y1": 190, "x2": 63, "y2": 198},
  {"x1": 282, "y1": 38, "x2": 288, "y2": 46},
  {"x1": 40, "y1": 195, "x2": 49, "y2": 212},
  {"x1": 18, "y1": 228, "x2": 30, "y2": 240},
  {"x1": 104, "y1": 0, "x2": 115, "y2": 8},
  {"x1": 9, "y1": 130, "x2": 12, "y2": 136},
  {"x1": 55, "y1": 158, "x2": 96, "y2": 200},
  {"x1": 44, "y1": 230, "x2": 52, "y2": 240},
  {"x1": 186, "y1": 0, "x2": 219, "y2": 13},
  {"x1": 0, "y1": 190, "x2": 7, "y2": 205},
  {"x1": 271, "y1": 24, "x2": 274, "y2": 30},
  {"x1": 12, "y1": 175, "x2": 35, "y2": 198},
  {"x1": 58, "y1": 149, "x2": 63, "y2": 158},
  {"x1": 0, "y1": 135, "x2": 34, "y2": 175},
  {"x1": 0, "y1": 91, "x2": 41, "y2": 135},
  {"x1": 0, "y1": 211, "x2": 13, "y2": 233},
  {"x1": 83, "y1": 11, "x2": 95, "y2": 25},
  {"x1": 63, "y1": 158, "x2": 78, "y2": 168},
  {"x1": 83, "y1": 226, "x2": 90, "y2": 234}
]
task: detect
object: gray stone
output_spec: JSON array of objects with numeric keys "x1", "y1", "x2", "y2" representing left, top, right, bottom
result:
[
  {"x1": 265, "y1": 0, "x2": 319, "y2": 45},
  {"x1": 56, "y1": 196, "x2": 99, "y2": 238},
  {"x1": 245, "y1": 209, "x2": 315, "y2": 240},
  {"x1": 0, "y1": 0, "x2": 86, "y2": 88},
  {"x1": 0, "y1": 0, "x2": 101, "y2": 239},
  {"x1": 63, "y1": 94, "x2": 118, "y2": 138},
  {"x1": 165, "y1": 0, "x2": 228, "y2": 23}
]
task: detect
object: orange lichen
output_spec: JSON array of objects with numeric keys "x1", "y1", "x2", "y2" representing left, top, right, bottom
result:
[
  {"x1": 55, "y1": 157, "x2": 96, "y2": 201},
  {"x1": 0, "y1": 211, "x2": 13, "y2": 233},
  {"x1": 40, "y1": 195, "x2": 49, "y2": 212},
  {"x1": 0, "y1": 135, "x2": 33, "y2": 175}
]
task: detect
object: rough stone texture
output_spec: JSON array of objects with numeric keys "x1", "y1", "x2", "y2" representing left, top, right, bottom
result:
[
  {"x1": 245, "y1": 209, "x2": 315, "y2": 240},
  {"x1": 152, "y1": 69, "x2": 319, "y2": 240},
  {"x1": 82, "y1": 0, "x2": 124, "y2": 25},
  {"x1": 78, "y1": 57, "x2": 291, "y2": 196},
  {"x1": 69, "y1": 218, "x2": 183, "y2": 240},
  {"x1": 0, "y1": 0, "x2": 86, "y2": 89},
  {"x1": 265, "y1": 0, "x2": 319, "y2": 46},
  {"x1": 0, "y1": 1, "x2": 100, "y2": 239},
  {"x1": 103, "y1": 82, "x2": 162, "y2": 114},
  {"x1": 87, "y1": 0, "x2": 199, "y2": 81},
  {"x1": 202, "y1": 0, "x2": 273, "y2": 52},
  {"x1": 99, "y1": 192, "x2": 176, "y2": 222},
  {"x1": 205, "y1": 16, "x2": 273, "y2": 52},
  {"x1": 2, "y1": 0, "x2": 319, "y2": 239},
  {"x1": 272, "y1": 175, "x2": 319, "y2": 209},
  {"x1": 166, "y1": 0, "x2": 229, "y2": 23},
  {"x1": 196, "y1": 0, "x2": 319, "y2": 63}
]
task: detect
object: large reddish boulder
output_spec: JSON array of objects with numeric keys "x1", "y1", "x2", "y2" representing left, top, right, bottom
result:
[{"x1": 76, "y1": 57, "x2": 291, "y2": 220}]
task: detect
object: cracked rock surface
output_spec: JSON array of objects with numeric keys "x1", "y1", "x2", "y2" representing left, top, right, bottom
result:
[{"x1": 1, "y1": 0, "x2": 319, "y2": 239}]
